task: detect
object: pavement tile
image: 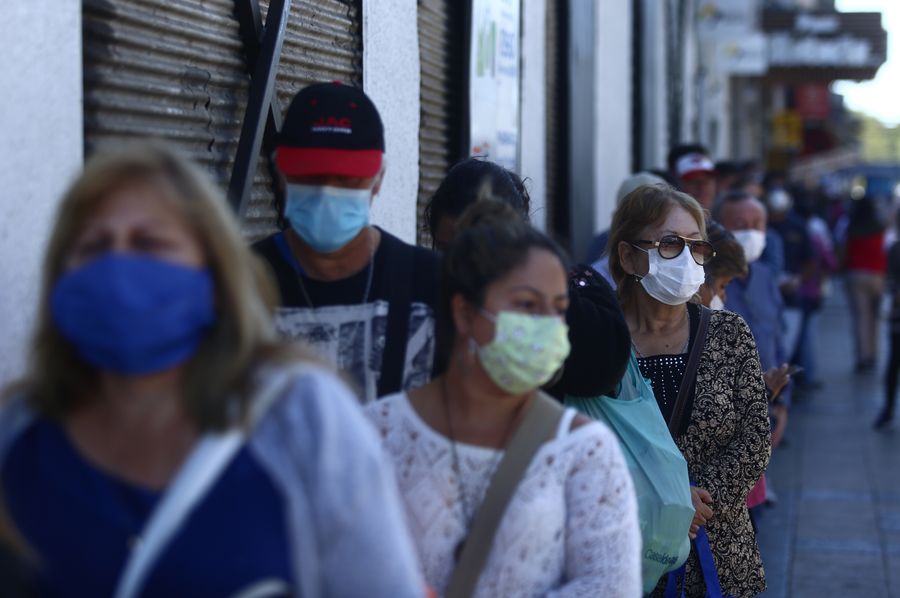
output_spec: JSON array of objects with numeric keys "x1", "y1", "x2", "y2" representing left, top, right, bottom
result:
[
  {"x1": 795, "y1": 538, "x2": 882, "y2": 555},
  {"x1": 755, "y1": 294, "x2": 900, "y2": 597},
  {"x1": 791, "y1": 552, "x2": 889, "y2": 597},
  {"x1": 889, "y1": 555, "x2": 900, "y2": 598}
]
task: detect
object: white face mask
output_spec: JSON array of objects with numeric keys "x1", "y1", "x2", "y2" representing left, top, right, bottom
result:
[
  {"x1": 768, "y1": 188, "x2": 792, "y2": 212},
  {"x1": 709, "y1": 294, "x2": 725, "y2": 311},
  {"x1": 732, "y1": 229, "x2": 767, "y2": 263},
  {"x1": 637, "y1": 246, "x2": 706, "y2": 306}
]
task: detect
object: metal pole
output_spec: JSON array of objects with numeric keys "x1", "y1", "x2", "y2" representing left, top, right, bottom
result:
[{"x1": 228, "y1": 0, "x2": 291, "y2": 217}]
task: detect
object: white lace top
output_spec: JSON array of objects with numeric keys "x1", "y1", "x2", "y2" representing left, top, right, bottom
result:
[{"x1": 365, "y1": 393, "x2": 642, "y2": 598}]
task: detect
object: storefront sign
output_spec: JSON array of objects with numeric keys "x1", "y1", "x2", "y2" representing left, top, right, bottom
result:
[
  {"x1": 769, "y1": 33, "x2": 874, "y2": 67},
  {"x1": 696, "y1": 0, "x2": 757, "y2": 34},
  {"x1": 712, "y1": 34, "x2": 768, "y2": 75},
  {"x1": 469, "y1": 0, "x2": 521, "y2": 171},
  {"x1": 761, "y1": 10, "x2": 886, "y2": 79},
  {"x1": 795, "y1": 84, "x2": 830, "y2": 120},
  {"x1": 772, "y1": 110, "x2": 803, "y2": 149}
]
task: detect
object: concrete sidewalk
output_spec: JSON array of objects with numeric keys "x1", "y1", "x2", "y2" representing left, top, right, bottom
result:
[{"x1": 756, "y1": 291, "x2": 900, "y2": 597}]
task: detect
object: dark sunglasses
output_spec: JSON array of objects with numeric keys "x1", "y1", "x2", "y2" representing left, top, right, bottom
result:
[{"x1": 631, "y1": 234, "x2": 716, "y2": 266}]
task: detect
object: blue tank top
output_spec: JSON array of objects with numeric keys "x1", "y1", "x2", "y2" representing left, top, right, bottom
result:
[{"x1": 2, "y1": 417, "x2": 294, "y2": 597}]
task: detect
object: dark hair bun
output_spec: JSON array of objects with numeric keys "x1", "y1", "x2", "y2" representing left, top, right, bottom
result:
[
  {"x1": 455, "y1": 198, "x2": 523, "y2": 231},
  {"x1": 424, "y1": 158, "x2": 530, "y2": 241}
]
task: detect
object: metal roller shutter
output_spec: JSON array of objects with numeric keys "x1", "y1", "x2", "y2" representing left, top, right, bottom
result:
[
  {"x1": 83, "y1": 0, "x2": 361, "y2": 241},
  {"x1": 416, "y1": 0, "x2": 463, "y2": 247}
]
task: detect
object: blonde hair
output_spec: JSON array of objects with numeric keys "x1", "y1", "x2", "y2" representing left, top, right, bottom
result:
[
  {"x1": 15, "y1": 141, "x2": 310, "y2": 431},
  {"x1": 607, "y1": 184, "x2": 707, "y2": 308}
]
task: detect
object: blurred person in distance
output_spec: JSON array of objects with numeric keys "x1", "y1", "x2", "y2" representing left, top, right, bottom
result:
[
  {"x1": 791, "y1": 188, "x2": 838, "y2": 389},
  {"x1": 583, "y1": 172, "x2": 668, "y2": 266},
  {"x1": 698, "y1": 222, "x2": 746, "y2": 312},
  {"x1": 0, "y1": 143, "x2": 424, "y2": 597},
  {"x1": 585, "y1": 173, "x2": 668, "y2": 281},
  {"x1": 716, "y1": 191, "x2": 792, "y2": 445},
  {"x1": 844, "y1": 194, "x2": 890, "y2": 372},
  {"x1": 668, "y1": 143, "x2": 716, "y2": 211}
]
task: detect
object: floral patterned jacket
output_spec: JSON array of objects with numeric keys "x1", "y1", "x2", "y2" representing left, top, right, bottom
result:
[{"x1": 653, "y1": 309, "x2": 771, "y2": 598}]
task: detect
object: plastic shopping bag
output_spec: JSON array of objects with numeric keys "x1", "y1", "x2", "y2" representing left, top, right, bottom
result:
[{"x1": 566, "y1": 353, "x2": 694, "y2": 593}]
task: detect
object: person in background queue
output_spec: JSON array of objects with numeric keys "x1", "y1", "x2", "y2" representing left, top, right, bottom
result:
[
  {"x1": 367, "y1": 201, "x2": 641, "y2": 597},
  {"x1": 668, "y1": 143, "x2": 717, "y2": 211},
  {"x1": 698, "y1": 222, "x2": 747, "y2": 311},
  {"x1": 424, "y1": 157, "x2": 530, "y2": 253},
  {"x1": 609, "y1": 184, "x2": 770, "y2": 597},
  {"x1": 587, "y1": 172, "x2": 668, "y2": 280},
  {"x1": 716, "y1": 191, "x2": 792, "y2": 447},
  {"x1": 254, "y1": 82, "x2": 439, "y2": 403},
  {"x1": 0, "y1": 143, "x2": 424, "y2": 597},
  {"x1": 423, "y1": 159, "x2": 632, "y2": 401}
]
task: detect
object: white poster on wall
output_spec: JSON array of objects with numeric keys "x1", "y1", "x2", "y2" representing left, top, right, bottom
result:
[{"x1": 469, "y1": 0, "x2": 521, "y2": 171}]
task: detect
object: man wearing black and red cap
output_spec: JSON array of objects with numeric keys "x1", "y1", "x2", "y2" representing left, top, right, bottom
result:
[{"x1": 254, "y1": 82, "x2": 439, "y2": 403}]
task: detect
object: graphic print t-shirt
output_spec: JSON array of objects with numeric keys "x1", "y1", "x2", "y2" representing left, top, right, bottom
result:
[{"x1": 254, "y1": 228, "x2": 439, "y2": 403}]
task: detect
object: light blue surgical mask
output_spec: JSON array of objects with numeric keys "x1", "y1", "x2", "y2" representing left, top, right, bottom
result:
[{"x1": 285, "y1": 183, "x2": 372, "y2": 253}]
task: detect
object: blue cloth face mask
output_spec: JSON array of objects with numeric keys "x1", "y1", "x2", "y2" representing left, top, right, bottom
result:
[
  {"x1": 51, "y1": 253, "x2": 216, "y2": 375},
  {"x1": 285, "y1": 183, "x2": 372, "y2": 253}
]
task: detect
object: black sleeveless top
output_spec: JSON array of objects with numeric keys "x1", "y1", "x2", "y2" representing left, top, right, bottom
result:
[{"x1": 636, "y1": 303, "x2": 700, "y2": 435}]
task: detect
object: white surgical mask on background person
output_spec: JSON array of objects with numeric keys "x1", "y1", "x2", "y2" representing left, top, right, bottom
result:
[
  {"x1": 637, "y1": 247, "x2": 706, "y2": 306},
  {"x1": 732, "y1": 229, "x2": 767, "y2": 264},
  {"x1": 709, "y1": 294, "x2": 725, "y2": 311},
  {"x1": 768, "y1": 188, "x2": 792, "y2": 212}
]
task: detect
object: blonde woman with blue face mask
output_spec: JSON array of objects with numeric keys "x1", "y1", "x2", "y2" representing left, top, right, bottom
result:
[
  {"x1": 366, "y1": 201, "x2": 641, "y2": 597},
  {"x1": 610, "y1": 184, "x2": 771, "y2": 598}
]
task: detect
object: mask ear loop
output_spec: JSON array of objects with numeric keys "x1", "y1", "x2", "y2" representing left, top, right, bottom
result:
[{"x1": 628, "y1": 243, "x2": 650, "y2": 282}]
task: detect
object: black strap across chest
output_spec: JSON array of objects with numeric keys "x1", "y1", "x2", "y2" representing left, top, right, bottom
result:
[{"x1": 667, "y1": 306, "x2": 711, "y2": 437}]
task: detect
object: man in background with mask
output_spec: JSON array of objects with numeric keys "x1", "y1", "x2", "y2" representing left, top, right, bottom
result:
[
  {"x1": 716, "y1": 191, "x2": 791, "y2": 447},
  {"x1": 668, "y1": 143, "x2": 717, "y2": 211},
  {"x1": 254, "y1": 82, "x2": 439, "y2": 403}
]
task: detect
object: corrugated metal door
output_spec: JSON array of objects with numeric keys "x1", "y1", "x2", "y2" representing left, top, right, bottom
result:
[
  {"x1": 416, "y1": 0, "x2": 463, "y2": 247},
  {"x1": 83, "y1": 0, "x2": 361, "y2": 241}
]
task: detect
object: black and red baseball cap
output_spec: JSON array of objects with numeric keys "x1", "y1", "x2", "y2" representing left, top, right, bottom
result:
[{"x1": 276, "y1": 82, "x2": 385, "y2": 178}]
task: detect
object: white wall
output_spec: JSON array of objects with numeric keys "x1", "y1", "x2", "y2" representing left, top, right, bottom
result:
[
  {"x1": 0, "y1": 1, "x2": 83, "y2": 387},
  {"x1": 520, "y1": 0, "x2": 548, "y2": 231},
  {"x1": 594, "y1": 0, "x2": 632, "y2": 232},
  {"x1": 362, "y1": 0, "x2": 420, "y2": 244}
]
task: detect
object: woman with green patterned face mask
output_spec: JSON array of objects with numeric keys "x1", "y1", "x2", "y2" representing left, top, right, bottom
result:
[{"x1": 365, "y1": 200, "x2": 642, "y2": 597}]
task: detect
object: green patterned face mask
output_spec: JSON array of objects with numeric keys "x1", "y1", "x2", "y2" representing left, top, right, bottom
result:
[{"x1": 474, "y1": 310, "x2": 571, "y2": 395}]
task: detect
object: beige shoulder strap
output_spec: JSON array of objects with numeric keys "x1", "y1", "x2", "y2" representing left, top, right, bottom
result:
[{"x1": 445, "y1": 392, "x2": 565, "y2": 598}]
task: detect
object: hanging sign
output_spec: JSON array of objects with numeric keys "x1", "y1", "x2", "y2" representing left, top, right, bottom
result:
[{"x1": 469, "y1": 0, "x2": 521, "y2": 171}]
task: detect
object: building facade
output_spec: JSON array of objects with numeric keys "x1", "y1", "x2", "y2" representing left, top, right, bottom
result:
[{"x1": 0, "y1": 0, "x2": 886, "y2": 385}]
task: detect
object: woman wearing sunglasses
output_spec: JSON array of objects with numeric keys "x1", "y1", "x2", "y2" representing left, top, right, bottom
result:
[{"x1": 609, "y1": 184, "x2": 771, "y2": 597}]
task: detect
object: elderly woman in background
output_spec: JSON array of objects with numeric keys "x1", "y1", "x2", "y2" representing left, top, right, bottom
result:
[
  {"x1": 609, "y1": 184, "x2": 771, "y2": 597},
  {"x1": 0, "y1": 143, "x2": 423, "y2": 597}
]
